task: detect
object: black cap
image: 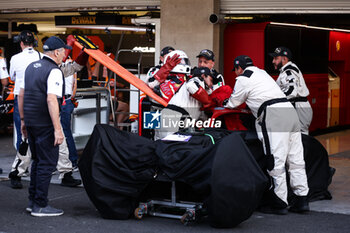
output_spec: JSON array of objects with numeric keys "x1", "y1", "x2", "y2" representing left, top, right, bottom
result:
[
  {"x1": 43, "y1": 36, "x2": 72, "y2": 51},
  {"x1": 269, "y1": 46, "x2": 292, "y2": 59},
  {"x1": 13, "y1": 30, "x2": 35, "y2": 44},
  {"x1": 232, "y1": 55, "x2": 254, "y2": 70},
  {"x1": 160, "y1": 46, "x2": 175, "y2": 57},
  {"x1": 196, "y1": 49, "x2": 214, "y2": 61},
  {"x1": 192, "y1": 67, "x2": 213, "y2": 78}
]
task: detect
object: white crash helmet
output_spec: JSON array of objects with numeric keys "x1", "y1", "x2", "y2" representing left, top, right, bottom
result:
[{"x1": 163, "y1": 50, "x2": 191, "y2": 74}]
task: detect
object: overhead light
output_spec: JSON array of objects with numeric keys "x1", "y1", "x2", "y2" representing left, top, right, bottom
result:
[
  {"x1": 270, "y1": 22, "x2": 350, "y2": 33},
  {"x1": 224, "y1": 16, "x2": 253, "y2": 20},
  {"x1": 56, "y1": 24, "x2": 154, "y2": 32}
]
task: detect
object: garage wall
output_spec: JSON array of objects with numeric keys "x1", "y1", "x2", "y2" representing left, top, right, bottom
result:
[{"x1": 160, "y1": 0, "x2": 219, "y2": 69}]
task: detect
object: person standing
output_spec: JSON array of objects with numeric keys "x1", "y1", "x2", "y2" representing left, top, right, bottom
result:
[
  {"x1": 0, "y1": 55, "x2": 9, "y2": 91},
  {"x1": 146, "y1": 46, "x2": 176, "y2": 94},
  {"x1": 19, "y1": 36, "x2": 70, "y2": 216},
  {"x1": 0, "y1": 55, "x2": 10, "y2": 175},
  {"x1": 45, "y1": 35, "x2": 83, "y2": 167},
  {"x1": 59, "y1": 66, "x2": 79, "y2": 167},
  {"x1": 10, "y1": 30, "x2": 41, "y2": 152},
  {"x1": 8, "y1": 30, "x2": 43, "y2": 188},
  {"x1": 9, "y1": 32, "x2": 83, "y2": 188},
  {"x1": 195, "y1": 49, "x2": 225, "y2": 90},
  {"x1": 58, "y1": 35, "x2": 79, "y2": 167},
  {"x1": 223, "y1": 55, "x2": 309, "y2": 214},
  {"x1": 269, "y1": 46, "x2": 313, "y2": 134},
  {"x1": 146, "y1": 46, "x2": 175, "y2": 82}
]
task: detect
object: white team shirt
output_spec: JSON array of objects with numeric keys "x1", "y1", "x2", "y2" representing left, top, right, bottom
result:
[
  {"x1": 224, "y1": 66, "x2": 286, "y2": 118},
  {"x1": 47, "y1": 69, "x2": 64, "y2": 97},
  {"x1": 0, "y1": 57, "x2": 9, "y2": 79},
  {"x1": 64, "y1": 75, "x2": 74, "y2": 95},
  {"x1": 276, "y1": 61, "x2": 310, "y2": 98},
  {"x1": 59, "y1": 59, "x2": 82, "y2": 95},
  {"x1": 21, "y1": 55, "x2": 63, "y2": 97},
  {"x1": 10, "y1": 47, "x2": 43, "y2": 95},
  {"x1": 20, "y1": 55, "x2": 81, "y2": 97}
]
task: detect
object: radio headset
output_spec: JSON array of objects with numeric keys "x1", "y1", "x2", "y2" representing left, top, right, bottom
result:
[{"x1": 13, "y1": 30, "x2": 38, "y2": 47}]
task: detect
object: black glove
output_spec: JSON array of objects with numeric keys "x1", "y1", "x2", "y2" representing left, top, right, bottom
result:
[{"x1": 19, "y1": 139, "x2": 29, "y2": 156}]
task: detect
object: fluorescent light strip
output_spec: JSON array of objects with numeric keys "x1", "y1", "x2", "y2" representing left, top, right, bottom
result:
[
  {"x1": 56, "y1": 25, "x2": 154, "y2": 32},
  {"x1": 224, "y1": 16, "x2": 253, "y2": 20},
  {"x1": 270, "y1": 22, "x2": 350, "y2": 33}
]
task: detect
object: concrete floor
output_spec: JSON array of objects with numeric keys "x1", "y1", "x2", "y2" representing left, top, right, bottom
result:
[
  {"x1": 0, "y1": 131, "x2": 81, "y2": 186},
  {"x1": 0, "y1": 128, "x2": 350, "y2": 232},
  {"x1": 316, "y1": 129, "x2": 350, "y2": 155},
  {"x1": 1, "y1": 130, "x2": 350, "y2": 213},
  {"x1": 311, "y1": 130, "x2": 350, "y2": 214}
]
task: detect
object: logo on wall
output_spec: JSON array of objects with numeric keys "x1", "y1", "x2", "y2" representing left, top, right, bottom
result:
[
  {"x1": 143, "y1": 111, "x2": 161, "y2": 129},
  {"x1": 336, "y1": 40, "x2": 341, "y2": 52}
]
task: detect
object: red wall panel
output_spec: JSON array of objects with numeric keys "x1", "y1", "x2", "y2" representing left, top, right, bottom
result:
[
  {"x1": 305, "y1": 74, "x2": 329, "y2": 131},
  {"x1": 329, "y1": 31, "x2": 350, "y2": 125},
  {"x1": 224, "y1": 23, "x2": 268, "y2": 87},
  {"x1": 223, "y1": 25, "x2": 350, "y2": 130},
  {"x1": 329, "y1": 31, "x2": 348, "y2": 62}
]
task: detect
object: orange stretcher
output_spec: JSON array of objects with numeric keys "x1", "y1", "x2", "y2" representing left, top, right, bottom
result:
[{"x1": 73, "y1": 36, "x2": 168, "y2": 107}]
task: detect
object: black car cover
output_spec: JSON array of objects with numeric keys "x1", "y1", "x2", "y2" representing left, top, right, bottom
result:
[
  {"x1": 208, "y1": 133, "x2": 268, "y2": 228},
  {"x1": 79, "y1": 125, "x2": 333, "y2": 227},
  {"x1": 79, "y1": 125, "x2": 157, "y2": 219},
  {"x1": 299, "y1": 134, "x2": 333, "y2": 201},
  {"x1": 79, "y1": 125, "x2": 268, "y2": 224}
]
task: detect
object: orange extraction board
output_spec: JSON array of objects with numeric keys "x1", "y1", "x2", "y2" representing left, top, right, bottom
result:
[{"x1": 74, "y1": 40, "x2": 168, "y2": 107}]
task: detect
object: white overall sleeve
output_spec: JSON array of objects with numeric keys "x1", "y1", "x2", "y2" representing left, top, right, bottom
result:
[{"x1": 224, "y1": 78, "x2": 248, "y2": 109}]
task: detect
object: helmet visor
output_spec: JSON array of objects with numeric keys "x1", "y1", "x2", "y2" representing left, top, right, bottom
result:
[{"x1": 179, "y1": 58, "x2": 191, "y2": 66}]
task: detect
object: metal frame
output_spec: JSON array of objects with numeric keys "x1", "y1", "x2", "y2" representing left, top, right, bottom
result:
[
  {"x1": 71, "y1": 87, "x2": 110, "y2": 150},
  {"x1": 134, "y1": 181, "x2": 203, "y2": 225},
  {"x1": 72, "y1": 87, "x2": 110, "y2": 124},
  {"x1": 111, "y1": 49, "x2": 143, "y2": 131}
]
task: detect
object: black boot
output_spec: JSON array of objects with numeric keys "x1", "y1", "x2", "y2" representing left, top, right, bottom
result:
[
  {"x1": 289, "y1": 196, "x2": 309, "y2": 213},
  {"x1": 258, "y1": 189, "x2": 288, "y2": 215},
  {"x1": 9, "y1": 171, "x2": 23, "y2": 189},
  {"x1": 60, "y1": 171, "x2": 82, "y2": 187}
]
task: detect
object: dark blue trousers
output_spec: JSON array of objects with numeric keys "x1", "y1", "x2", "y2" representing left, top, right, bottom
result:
[
  {"x1": 27, "y1": 125, "x2": 59, "y2": 207},
  {"x1": 60, "y1": 99, "x2": 78, "y2": 166}
]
